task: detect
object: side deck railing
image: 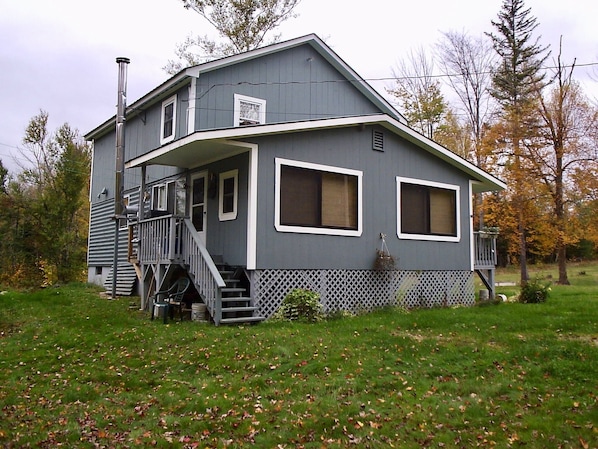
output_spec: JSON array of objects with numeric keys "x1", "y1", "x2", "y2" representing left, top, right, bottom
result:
[
  {"x1": 473, "y1": 231, "x2": 498, "y2": 300},
  {"x1": 474, "y1": 231, "x2": 497, "y2": 270},
  {"x1": 137, "y1": 215, "x2": 226, "y2": 325}
]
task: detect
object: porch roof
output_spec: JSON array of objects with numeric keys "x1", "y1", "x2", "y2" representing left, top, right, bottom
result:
[{"x1": 125, "y1": 114, "x2": 507, "y2": 193}]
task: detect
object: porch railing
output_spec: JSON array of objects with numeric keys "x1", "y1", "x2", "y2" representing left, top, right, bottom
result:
[
  {"x1": 137, "y1": 215, "x2": 226, "y2": 325},
  {"x1": 137, "y1": 215, "x2": 182, "y2": 263},
  {"x1": 474, "y1": 231, "x2": 497, "y2": 269}
]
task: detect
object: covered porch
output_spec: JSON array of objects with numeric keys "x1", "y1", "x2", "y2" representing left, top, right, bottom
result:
[{"x1": 124, "y1": 132, "x2": 263, "y2": 325}]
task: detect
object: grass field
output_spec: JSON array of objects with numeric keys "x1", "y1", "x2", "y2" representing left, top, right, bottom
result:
[{"x1": 1, "y1": 263, "x2": 597, "y2": 448}]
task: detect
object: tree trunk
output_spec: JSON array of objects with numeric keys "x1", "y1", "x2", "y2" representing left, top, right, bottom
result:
[
  {"x1": 555, "y1": 150, "x2": 569, "y2": 285},
  {"x1": 519, "y1": 219, "x2": 529, "y2": 286},
  {"x1": 557, "y1": 242, "x2": 569, "y2": 285}
]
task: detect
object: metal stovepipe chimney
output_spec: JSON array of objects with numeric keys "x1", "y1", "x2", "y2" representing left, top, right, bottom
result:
[{"x1": 111, "y1": 57, "x2": 130, "y2": 299}]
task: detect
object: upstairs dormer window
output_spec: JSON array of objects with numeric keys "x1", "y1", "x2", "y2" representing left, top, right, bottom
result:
[
  {"x1": 234, "y1": 94, "x2": 266, "y2": 127},
  {"x1": 160, "y1": 95, "x2": 177, "y2": 144}
]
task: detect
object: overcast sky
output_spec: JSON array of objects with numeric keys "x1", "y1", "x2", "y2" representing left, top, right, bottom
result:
[{"x1": 1, "y1": 0, "x2": 596, "y2": 173}]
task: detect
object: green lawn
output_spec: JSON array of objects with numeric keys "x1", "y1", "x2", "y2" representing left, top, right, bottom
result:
[{"x1": 1, "y1": 266, "x2": 597, "y2": 448}]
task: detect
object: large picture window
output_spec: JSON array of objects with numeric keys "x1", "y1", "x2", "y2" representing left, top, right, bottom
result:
[
  {"x1": 397, "y1": 177, "x2": 460, "y2": 242},
  {"x1": 275, "y1": 158, "x2": 362, "y2": 236}
]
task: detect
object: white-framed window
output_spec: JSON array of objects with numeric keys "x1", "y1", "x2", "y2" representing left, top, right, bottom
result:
[
  {"x1": 152, "y1": 184, "x2": 168, "y2": 211},
  {"x1": 152, "y1": 180, "x2": 184, "y2": 215},
  {"x1": 233, "y1": 94, "x2": 266, "y2": 127},
  {"x1": 275, "y1": 158, "x2": 362, "y2": 237},
  {"x1": 219, "y1": 169, "x2": 238, "y2": 221},
  {"x1": 397, "y1": 176, "x2": 460, "y2": 242},
  {"x1": 160, "y1": 95, "x2": 177, "y2": 144}
]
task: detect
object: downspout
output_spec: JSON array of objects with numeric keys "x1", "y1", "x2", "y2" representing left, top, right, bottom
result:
[{"x1": 111, "y1": 57, "x2": 130, "y2": 299}]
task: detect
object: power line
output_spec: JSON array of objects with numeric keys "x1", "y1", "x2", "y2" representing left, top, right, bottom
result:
[
  {"x1": 181, "y1": 61, "x2": 598, "y2": 97},
  {"x1": 0, "y1": 142, "x2": 21, "y2": 151}
]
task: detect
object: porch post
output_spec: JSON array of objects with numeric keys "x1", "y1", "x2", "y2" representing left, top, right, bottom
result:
[
  {"x1": 140, "y1": 165, "x2": 146, "y2": 222},
  {"x1": 137, "y1": 165, "x2": 147, "y2": 307}
]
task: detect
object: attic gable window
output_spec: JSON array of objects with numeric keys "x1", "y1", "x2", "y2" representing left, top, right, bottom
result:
[
  {"x1": 234, "y1": 94, "x2": 266, "y2": 127},
  {"x1": 160, "y1": 95, "x2": 177, "y2": 144},
  {"x1": 397, "y1": 177, "x2": 460, "y2": 242},
  {"x1": 275, "y1": 158, "x2": 362, "y2": 237}
]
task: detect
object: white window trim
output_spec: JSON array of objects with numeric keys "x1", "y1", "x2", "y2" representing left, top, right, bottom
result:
[
  {"x1": 274, "y1": 158, "x2": 363, "y2": 237},
  {"x1": 219, "y1": 169, "x2": 238, "y2": 221},
  {"x1": 233, "y1": 93, "x2": 266, "y2": 127},
  {"x1": 396, "y1": 176, "x2": 460, "y2": 242},
  {"x1": 160, "y1": 94, "x2": 177, "y2": 145}
]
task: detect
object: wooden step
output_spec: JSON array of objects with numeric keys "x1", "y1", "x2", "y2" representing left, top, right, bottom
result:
[
  {"x1": 219, "y1": 316, "x2": 265, "y2": 325},
  {"x1": 221, "y1": 287, "x2": 246, "y2": 296},
  {"x1": 221, "y1": 296, "x2": 252, "y2": 303},
  {"x1": 221, "y1": 306, "x2": 258, "y2": 313}
]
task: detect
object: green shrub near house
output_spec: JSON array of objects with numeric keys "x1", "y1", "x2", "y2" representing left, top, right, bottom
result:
[{"x1": 272, "y1": 288, "x2": 324, "y2": 322}]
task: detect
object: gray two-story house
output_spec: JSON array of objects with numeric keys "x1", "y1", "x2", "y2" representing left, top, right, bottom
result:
[{"x1": 85, "y1": 34, "x2": 505, "y2": 325}]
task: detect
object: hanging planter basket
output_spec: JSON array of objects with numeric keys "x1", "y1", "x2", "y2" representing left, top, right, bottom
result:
[
  {"x1": 374, "y1": 233, "x2": 395, "y2": 271},
  {"x1": 374, "y1": 249, "x2": 395, "y2": 271}
]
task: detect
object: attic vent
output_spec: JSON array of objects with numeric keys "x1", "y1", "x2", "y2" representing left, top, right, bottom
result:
[{"x1": 372, "y1": 130, "x2": 384, "y2": 152}]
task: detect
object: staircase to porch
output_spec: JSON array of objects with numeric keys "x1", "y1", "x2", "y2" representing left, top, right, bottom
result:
[
  {"x1": 216, "y1": 262, "x2": 264, "y2": 325},
  {"x1": 133, "y1": 215, "x2": 264, "y2": 325}
]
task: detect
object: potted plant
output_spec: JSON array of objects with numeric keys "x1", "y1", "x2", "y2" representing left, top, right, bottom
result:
[
  {"x1": 374, "y1": 233, "x2": 395, "y2": 271},
  {"x1": 480, "y1": 226, "x2": 499, "y2": 238}
]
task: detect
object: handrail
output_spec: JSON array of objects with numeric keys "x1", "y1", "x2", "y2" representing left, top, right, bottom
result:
[
  {"x1": 136, "y1": 215, "x2": 226, "y2": 325},
  {"x1": 180, "y1": 218, "x2": 226, "y2": 325}
]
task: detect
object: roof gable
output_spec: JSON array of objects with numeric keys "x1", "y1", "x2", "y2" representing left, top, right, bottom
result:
[
  {"x1": 85, "y1": 34, "x2": 405, "y2": 140},
  {"x1": 184, "y1": 34, "x2": 406, "y2": 123}
]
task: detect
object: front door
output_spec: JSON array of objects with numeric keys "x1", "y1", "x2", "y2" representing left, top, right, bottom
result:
[{"x1": 190, "y1": 172, "x2": 208, "y2": 244}]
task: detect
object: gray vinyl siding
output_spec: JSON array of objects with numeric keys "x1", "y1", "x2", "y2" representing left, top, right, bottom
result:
[
  {"x1": 87, "y1": 199, "x2": 117, "y2": 266},
  {"x1": 88, "y1": 188, "x2": 140, "y2": 266},
  {"x1": 194, "y1": 44, "x2": 381, "y2": 130},
  {"x1": 252, "y1": 125, "x2": 472, "y2": 271}
]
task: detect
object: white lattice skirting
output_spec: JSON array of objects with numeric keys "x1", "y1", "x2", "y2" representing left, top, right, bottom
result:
[{"x1": 251, "y1": 269, "x2": 474, "y2": 318}]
